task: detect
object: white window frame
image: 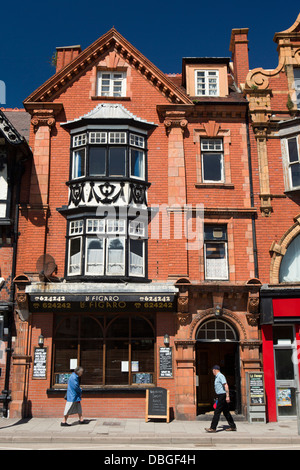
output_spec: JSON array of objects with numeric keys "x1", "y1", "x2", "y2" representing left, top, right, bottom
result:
[
  {"x1": 201, "y1": 138, "x2": 224, "y2": 183},
  {"x1": 294, "y1": 68, "x2": 300, "y2": 109},
  {"x1": 72, "y1": 148, "x2": 86, "y2": 179},
  {"x1": 89, "y1": 132, "x2": 107, "y2": 144},
  {"x1": 97, "y1": 71, "x2": 126, "y2": 97},
  {"x1": 85, "y1": 237, "x2": 105, "y2": 275},
  {"x1": 286, "y1": 136, "x2": 300, "y2": 190},
  {"x1": 130, "y1": 148, "x2": 145, "y2": 180},
  {"x1": 109, "y1": 132, "x2": 127, "y2": 144},
  {"x1": 73, "y1": 133, "x2": 87, "y2": 147},
  {"x1": 204, "y1": 241, "x2": 228, "y2": 280},
  {"x1": 106, "y1": 236, "x2": 126, "y2": 276},
  {"x1": 86, "y1": 218, "x2": 105, "y2": 234},
  {"x1": 204, "y1": 226, "x2": 228, "y2": 281},
  {"x1": 130, "y1": 133, "x2": 145, "y2": 148},
  {"x1": 195, "y1": 70, "x2": 219, "y2": 96},
  {"x1": 67, "y1": 218, "x2": 146, "y2": 278},
  {"x1": 129, "y1": 238, "x2": 145, "y2": 277},
  {"x1": 68, "y1": 236, "x2": 82, "y2": 276},
  {"x1": 129, "y1": 220, "x2": 145, "y2": 238},
  {"x1": 69, "y1": 220, "x2": 84, "y2": 235}
]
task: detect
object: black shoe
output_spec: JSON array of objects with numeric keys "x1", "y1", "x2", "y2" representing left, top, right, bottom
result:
[
  {"x1": 60, "y1": 422, "x2": 71, "y2": 427},
  {"x1": 78, "y1": 419, "x2": 89, "y2": 424}
]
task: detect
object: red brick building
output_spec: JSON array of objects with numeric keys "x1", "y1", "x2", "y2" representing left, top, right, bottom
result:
[
  {"x1": 9, "y1": 27, "x2": 263, "y2": 421},
  {"x1": 240, "y1": 13, "x2": 300, "y2": 422}
]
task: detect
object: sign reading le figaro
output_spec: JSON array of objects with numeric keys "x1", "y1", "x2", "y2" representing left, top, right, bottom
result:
[{"x1": 29, "y1": 293, "x2": 176, "y2": 313}]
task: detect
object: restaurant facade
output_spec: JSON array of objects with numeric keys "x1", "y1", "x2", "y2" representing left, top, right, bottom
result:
[{"x1": 5, "y1": 20, "x2": 288, "y2": 420}]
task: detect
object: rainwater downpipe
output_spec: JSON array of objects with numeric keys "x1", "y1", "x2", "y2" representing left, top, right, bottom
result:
[{"x1": 245, "y1": 111, "x2": 259, "y2": 279}]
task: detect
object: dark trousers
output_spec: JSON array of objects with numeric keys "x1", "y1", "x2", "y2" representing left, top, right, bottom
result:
[{"x1": 211, "y1": 393, "x2": 236, "y2": 430}]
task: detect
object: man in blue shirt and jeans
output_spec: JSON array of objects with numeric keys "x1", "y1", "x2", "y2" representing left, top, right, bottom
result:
[{"x1": 205, "y1": 365, "x2": 237, "y2": 433}]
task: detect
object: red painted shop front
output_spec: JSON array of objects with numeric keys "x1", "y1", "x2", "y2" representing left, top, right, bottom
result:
[{"x1": 261, "y1": 286, "x2": 300, "y2": 422}]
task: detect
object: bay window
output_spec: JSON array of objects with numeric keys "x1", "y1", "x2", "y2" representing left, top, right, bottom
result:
[
  {"x1": 67, "y1": 217, "x2": 146, "y2": 279},
  {"x1": 70, "y1": 130, "x2": 146, "y2": 181},
  {"x1": 65, "y1": 121, "x2": 149, "y2": 281}
]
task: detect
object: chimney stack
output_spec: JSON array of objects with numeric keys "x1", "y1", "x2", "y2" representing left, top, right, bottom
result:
[
  {"x1": 55, "y1": 45, "x2": 82, "y2": 73},
  {"x1": 229, "y1": 28, "x2": 249, "y2": 90}
]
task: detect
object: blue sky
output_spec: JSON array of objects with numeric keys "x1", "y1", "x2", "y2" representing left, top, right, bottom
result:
[{"x1": 1, "y1": 0, "x2": 299, "y2": 108}]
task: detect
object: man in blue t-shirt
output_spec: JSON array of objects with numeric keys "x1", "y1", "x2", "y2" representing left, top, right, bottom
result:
[{"x1": 205, "y1": 365, "x2": 237, "y2": 433}]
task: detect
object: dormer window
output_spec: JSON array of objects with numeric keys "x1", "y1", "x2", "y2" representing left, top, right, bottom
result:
[
  {"x1": 195, "y1": 70, "x2": 219, "y2": 96},
  {"x1": 97, "y1": 71, "x2": 126, "y2": 97},
  {"x1": 182, "y1": 58, "x2": 229, "y2": 97}
]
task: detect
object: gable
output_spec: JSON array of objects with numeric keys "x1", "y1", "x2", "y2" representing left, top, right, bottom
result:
[{"x1": 24, "y1": 28, "x2": 191, "y2": 106}]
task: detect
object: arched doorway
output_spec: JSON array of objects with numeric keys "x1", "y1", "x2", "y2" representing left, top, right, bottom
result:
[{"x1": 195, "y1": 319, "x2": 241, "y2": 415}]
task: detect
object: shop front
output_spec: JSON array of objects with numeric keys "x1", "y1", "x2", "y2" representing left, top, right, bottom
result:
[
  {"x1": 10, "y1": 279, "x2": 178, "y2": 419},
  {"x1": 261, "y1": 285, "x2": 300, "y2": 422}
]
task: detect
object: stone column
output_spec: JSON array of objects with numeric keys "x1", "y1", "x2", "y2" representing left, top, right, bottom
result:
[
  {"x1": 164, "y1": 111, "x2": 189, "y2": 279},
  {"x1": 174, "y1": 340, "x2": 196, "y2": 420}
]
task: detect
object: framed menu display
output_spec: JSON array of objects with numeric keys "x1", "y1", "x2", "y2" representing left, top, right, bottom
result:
[{"x1": 32, "y1": 347, "x2": 47, "y2": 379}]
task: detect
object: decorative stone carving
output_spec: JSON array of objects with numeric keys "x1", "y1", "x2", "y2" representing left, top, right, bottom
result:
[
  {"x1": 247, "y1": 291, "x2": 259, "y2": 314},
  {"x1": 177, "y1": 291, "x2": 189, "y2": 313},
  {"x1": 240, "y1": 340, "x2": 261, "y2": 350},
  {"x1": 177, "y1": 312, "x2": 191, "y2": 326},
  {"x1": 14, "y1": 274, "x2": 31, "y2": 321},
  {"x1": 163, "y1": 111, "x2": 188, "y2": 135},
  {"x1": 246, "y1": 313, "x2": 260, "y2": 326},
  {"x1": 31, "y1": 110, "x2": 56, "y2": 132}
]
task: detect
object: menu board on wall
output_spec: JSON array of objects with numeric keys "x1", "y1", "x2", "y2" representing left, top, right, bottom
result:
[
  {"x1": 32, "y1": 347, "x2": 47, "y2": 379},
  {"x1": 159, "y1": 347, "x2": 173, "y2": 378}
]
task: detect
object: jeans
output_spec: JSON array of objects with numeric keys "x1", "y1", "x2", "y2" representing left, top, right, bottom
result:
[{"x1": 211, "y1": 393, "x2": 236, "y2": 430}]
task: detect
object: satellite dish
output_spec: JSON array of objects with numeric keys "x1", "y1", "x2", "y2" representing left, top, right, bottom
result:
[{"x1": 36, "y1": 254, "x2": 57, "y2": 282}]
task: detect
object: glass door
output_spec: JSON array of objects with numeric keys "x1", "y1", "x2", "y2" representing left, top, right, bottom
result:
[{"x1": 273, "y1": 325, "x2": 298, "y2": 418}]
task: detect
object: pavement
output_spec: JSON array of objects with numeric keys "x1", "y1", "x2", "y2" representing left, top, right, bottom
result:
[{"x1": 0, "y1": 415, "x2": 300, "y2": 447}]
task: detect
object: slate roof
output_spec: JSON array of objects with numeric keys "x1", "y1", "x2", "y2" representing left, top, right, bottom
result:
[{"x1": 61, "y1": 103, "x2": 156, "y2": 129}]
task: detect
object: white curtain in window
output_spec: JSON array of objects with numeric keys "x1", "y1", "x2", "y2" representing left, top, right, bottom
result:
[
  {"x1": 86, "y1": 238, "x2": 104, "y2": 274},
  {"x1": 279, "y1": 235, "x2": 300, "y2": 282},
  {"x1": 107, "y1": 238, "x2": 125, "y2": 274}
]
